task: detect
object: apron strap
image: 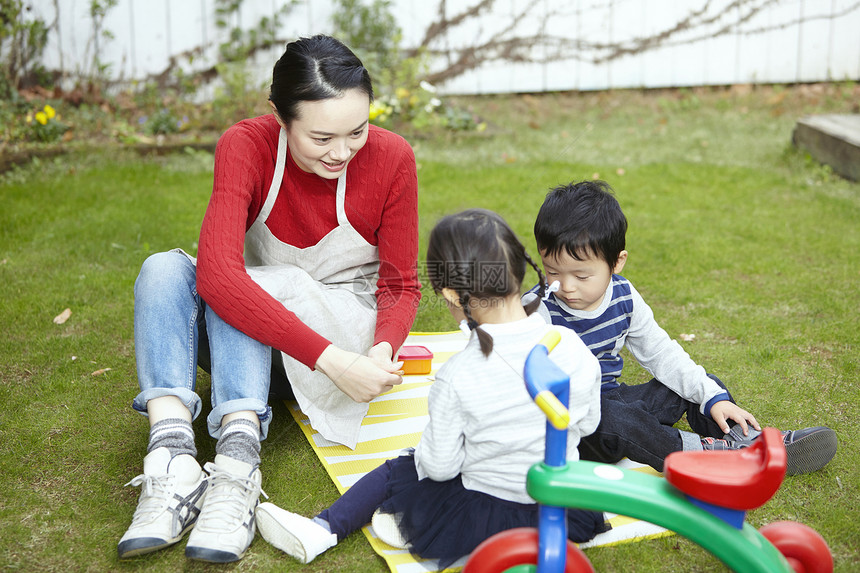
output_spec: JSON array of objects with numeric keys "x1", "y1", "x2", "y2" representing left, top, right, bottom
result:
[
  {"x1": 335, "y1": 165, "x2": 349, "y2": 227},
  {"x1": 257, "y1": 127, "x2": 288, "y2": 223},
  {"x1": 256, "y1": 126, "x2": 350, "y2": 228}
]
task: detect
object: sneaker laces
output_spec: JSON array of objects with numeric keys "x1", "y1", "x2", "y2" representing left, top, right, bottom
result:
[
  {"x1": 124, "y1": 473, "x2": 175, "y2": 525},
  {"x1": 198, "y1": 463, "x2": 268, "y2": 527}
]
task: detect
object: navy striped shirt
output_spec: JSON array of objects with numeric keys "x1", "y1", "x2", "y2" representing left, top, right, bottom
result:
[
  {"x1": 526, "y1": 276, "x2": 729, "y2": 413},
  {"x1": 528, "y1": 275, "x2": 633, "y2": 391}
]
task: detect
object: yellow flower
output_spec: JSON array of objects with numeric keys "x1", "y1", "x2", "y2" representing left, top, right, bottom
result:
[
  {"x1": 35, "y1": 111, "x2": 48, "y2": 125},
  {"x1": 369, "y1": 102, "x2": 385, "y2": 120},
  {"x1": 44, "y1": 105, "x2": 56, "y2": 119},
  {"x1": 395, "y1": 87, "x2": 410, "y2": 100},
  {"x1": 25, "y1": 113, "x2": 33, "y2": 124}
]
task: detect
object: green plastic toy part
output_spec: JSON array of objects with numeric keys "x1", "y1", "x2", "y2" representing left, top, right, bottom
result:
[{"x1": 526, "y1": 461, "x2": 794, "y2": 573}]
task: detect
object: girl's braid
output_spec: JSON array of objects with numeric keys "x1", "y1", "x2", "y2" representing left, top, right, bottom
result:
[
  {"x1": 523, "y1": 250, "x2": 546, "y2": 315},
  {"x1": 461, "y1": 293, "x2": 494, "y2": 357}
]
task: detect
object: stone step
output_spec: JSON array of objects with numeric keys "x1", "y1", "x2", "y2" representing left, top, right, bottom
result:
[{"x1": 792, "y1": 114, "x2": 860, "y2": 181}]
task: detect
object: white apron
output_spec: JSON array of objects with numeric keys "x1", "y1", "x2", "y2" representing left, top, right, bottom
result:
[{"x1": 244, "y1": 128, "x2": 379, "y2": 448}]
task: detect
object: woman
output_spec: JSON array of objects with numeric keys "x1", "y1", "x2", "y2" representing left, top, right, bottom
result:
[{"x1": 117, "y1": 34, "x2": 420, "y2": 564}]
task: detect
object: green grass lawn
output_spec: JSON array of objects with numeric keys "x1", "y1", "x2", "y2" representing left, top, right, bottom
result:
[{"x1": 1, "y1": 84, "x2": 858, "y2": 571}]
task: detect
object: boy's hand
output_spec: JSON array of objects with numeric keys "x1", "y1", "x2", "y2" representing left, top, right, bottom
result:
[{"x1": 709, "y1": 400, "x2": 761, "y2": 436}]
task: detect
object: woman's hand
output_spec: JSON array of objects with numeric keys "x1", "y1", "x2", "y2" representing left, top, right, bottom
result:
[
  {"x1": 367, "y1": 342, "x2": 405, "y2": 371},
  {"x1": 315, "y1": 344, "x2": 403, "y2": 403},
  {"x1": 709, "y1": 400, "x2": 761, "y2": 436}
]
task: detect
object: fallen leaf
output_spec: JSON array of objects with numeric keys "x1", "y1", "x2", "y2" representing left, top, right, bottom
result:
[
  {"x1": 53, "y1": 308, "x2": 72, "y2": 324},
  {"x1": 679, "y1": 333, "x2": 696, "y2": 342},
  {"x1": 91, "y1": 368, "x2": 112, "y2": 376},
  {"x1": 767, "y1": 92, "x2": 786, "y2": 105}
]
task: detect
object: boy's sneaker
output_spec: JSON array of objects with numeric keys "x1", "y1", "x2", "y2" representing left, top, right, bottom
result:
[
  {"x1": 781, "y1": 427, "x2": 837, "y2": 475},
  {"x1": 700, "y1": 436, "x2": 740, "y2": 451},
  {"x1": 255, "y1": 502, "x2": 337, "y2": 563},
  {"x1": 722, "y1": 424, "x2": 837, "y2": 475},
  {"x1": 722, "y1": 423, "x2": 763, "y2": 444},
  {"x1": 117, "y1": 447, "x2": 207, "y2": 559},
  {"x1": 185, "y1": 455, "x2": 265, "y2": 563}
]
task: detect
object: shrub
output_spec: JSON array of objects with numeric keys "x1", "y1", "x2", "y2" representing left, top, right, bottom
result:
[
  {"x1": 25, "y1": 103, "x2": 69, "y2": 142},
  {"x1": 332, "y1": 0, "x2": 482, "y2": 134}
]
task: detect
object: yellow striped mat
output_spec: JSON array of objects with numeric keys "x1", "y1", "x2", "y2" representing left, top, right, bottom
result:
[{"x1": 287, "y1": 331, "x2": 671, "y2": 573}]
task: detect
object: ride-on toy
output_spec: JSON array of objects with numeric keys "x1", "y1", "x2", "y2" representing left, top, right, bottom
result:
[{"x1": 464, "y1": 331, "x2": 833, "y2": 573}]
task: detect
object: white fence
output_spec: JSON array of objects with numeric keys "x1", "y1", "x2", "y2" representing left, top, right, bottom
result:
[{"x1": 26, "y1": 0, "x2": 860, "y2": 95}]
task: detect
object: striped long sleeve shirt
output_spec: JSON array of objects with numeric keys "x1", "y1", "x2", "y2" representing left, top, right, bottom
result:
[
  {"x1": 414, "y1": 313, "x2": 602, "y2": 504},
  {"x1": 527, "y1": 275, "x2": 728, "y2": 416}
]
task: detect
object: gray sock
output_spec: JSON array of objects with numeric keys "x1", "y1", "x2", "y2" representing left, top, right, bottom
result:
[
  {"x1": 148, "y1": 418, "x2": 196, "y2": 458},
  {"x1": 215, "y1": 418, "x2": 261, "y2": 468},
  {"x1": 680, "y1": 429, "x2": 704, "y2": 452}
]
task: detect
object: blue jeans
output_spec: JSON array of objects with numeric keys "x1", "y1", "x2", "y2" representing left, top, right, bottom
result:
[
  {"x1": 577, "y1": 374, "x2": 732, "y2": 472},
  {"x1": 132, "y1": 251, "x2": 272, "y2": 439}
]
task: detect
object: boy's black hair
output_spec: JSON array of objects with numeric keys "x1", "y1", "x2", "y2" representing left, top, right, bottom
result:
[{"x1": 534, "y1": 180, "x2": 627, "y2": 270}]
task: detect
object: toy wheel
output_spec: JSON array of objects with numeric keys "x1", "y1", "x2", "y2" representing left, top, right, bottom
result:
[
  {"x1": 463, "y1": 527, "x2": 594, "y2": 573},
  {"x1": 760, "y1": 521, "x2": 833, "y2": 573}
]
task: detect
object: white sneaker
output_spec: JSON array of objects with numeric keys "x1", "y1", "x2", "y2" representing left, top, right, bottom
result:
[
  {"x1": 255, "y1": 502, "x2": 337, "y2": 563},
  {"x1": 117, "y1": 447, "x2": 207, "y2": 559},
  {"x1": 371, "y1": 509, "x2": 410, "y2": 549},
  {"x1": 184, "y1": 455, "x2": 265, "y2": 563}
]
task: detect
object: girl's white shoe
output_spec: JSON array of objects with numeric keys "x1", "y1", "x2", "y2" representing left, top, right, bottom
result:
[
  {"x1": 371, "y1": 509, "x2": 410, "y2": 549},
  {"x1": 255, "y1": 502, "x2": 337, "y2": 563}
]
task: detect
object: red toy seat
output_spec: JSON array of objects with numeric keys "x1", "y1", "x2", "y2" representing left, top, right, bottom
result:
[{"x1": 663, "y1": 427, "x2": 787, "y2": 511}]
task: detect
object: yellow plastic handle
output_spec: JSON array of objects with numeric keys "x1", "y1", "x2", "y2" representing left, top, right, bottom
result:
[
  {"x1": 535, "y1": 390, "x2": 570, "y2": 430},
  {"x1": 539, "y1": 330, "x2": 561, "y2": 352}
]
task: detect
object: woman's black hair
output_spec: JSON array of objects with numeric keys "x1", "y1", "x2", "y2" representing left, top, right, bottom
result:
[
  {"x1": 269, "y1": 34, "x2": 374, "y2": 124},
  {"x1": 426, "y1": 209, "x2": 546, "y2": 357}
]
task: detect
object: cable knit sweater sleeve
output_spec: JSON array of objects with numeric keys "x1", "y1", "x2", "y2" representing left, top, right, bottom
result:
[
  {"x1": 196, "y1": 119, "x2": 420, "y2": 369},
  {"x1": 368, "y1": 129, "x2": 421, "y2": 351},
  {"x1": 196, "y1": 119, "x2": 332, "y2": 368}
]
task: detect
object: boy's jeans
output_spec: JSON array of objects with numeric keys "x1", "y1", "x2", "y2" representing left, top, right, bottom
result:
[
  {"x1": 131, "y1": 251, "x2": 272, "y2": 440},
  {"x1": 578, "y1": 375, "x2": 732, "y2": 472}
]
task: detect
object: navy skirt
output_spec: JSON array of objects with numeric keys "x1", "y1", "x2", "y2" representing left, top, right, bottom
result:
[{"x1": 378, "y1": 455, "x2": 610, "y2": 568}]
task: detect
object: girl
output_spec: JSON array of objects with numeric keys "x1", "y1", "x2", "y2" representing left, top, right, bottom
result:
[
  {"x1": 255, "y1": 209, "x2": 608, "y2": 567},
  {"x1": 118, "y1": 35, "x2": 419, "y2": 563}
]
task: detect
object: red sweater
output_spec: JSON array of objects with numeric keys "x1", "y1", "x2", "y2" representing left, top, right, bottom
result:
[{"x1": 197, "y1": 114, "x2": 421, "y2": 369}]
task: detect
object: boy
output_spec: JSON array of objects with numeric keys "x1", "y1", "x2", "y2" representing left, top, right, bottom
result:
[{"x1": 526, "y1": 180, "x2": 837, "y2": 474}]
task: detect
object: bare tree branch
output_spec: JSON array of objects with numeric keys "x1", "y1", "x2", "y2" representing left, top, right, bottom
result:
[{"x1": 419, "y1": 0, "x2": 860, "y2": 85}]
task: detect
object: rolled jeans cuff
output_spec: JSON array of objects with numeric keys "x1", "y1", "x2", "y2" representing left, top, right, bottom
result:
[
  {"x1": 132, "y1": 387, "x2": 202, "y2": 421},
  {"x1": 208, "y1": 398, "x2": 273, "y2": 441}
]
